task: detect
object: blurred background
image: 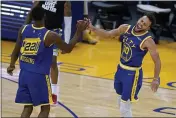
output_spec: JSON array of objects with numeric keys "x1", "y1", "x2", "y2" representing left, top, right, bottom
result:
[{"x1": 1, "y1": 1, "x2": 176, "y2": 44}]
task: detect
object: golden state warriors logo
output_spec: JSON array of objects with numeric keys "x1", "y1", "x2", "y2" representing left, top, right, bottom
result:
[
  {"x1": 121, "y1": 42, "x2": 132, "y2": 62},
  {"x1": 20, "y1": 38, "x2": 41, "y2": 55}
]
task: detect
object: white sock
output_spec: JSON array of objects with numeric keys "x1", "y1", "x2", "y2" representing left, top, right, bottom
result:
[
  {"x1": 120, "y1": 100, "x2": 132, "y2": 117},
  {"x1": 64, "y1": 16, "x2": 72, "y2": 44},
  {"x1": 51, "y1": 84, "x2": 58, "y2": 96}
]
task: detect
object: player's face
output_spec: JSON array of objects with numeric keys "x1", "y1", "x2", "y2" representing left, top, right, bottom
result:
[{"x1": 135, "y1": 16, "x2": 152, "y2": 32}]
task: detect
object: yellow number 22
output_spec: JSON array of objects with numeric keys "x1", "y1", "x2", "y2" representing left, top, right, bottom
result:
[{"x1": 21, "y1": 38, "x2": 41, "y2": 55}]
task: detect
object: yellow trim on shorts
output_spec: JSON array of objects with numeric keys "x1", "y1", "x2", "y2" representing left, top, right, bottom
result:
[
  {"x1": 117, "y1": 93, "x2": 121, "y2": 96},
  {"x1": 15, "y1": 103, "x2": 33, "y2": 105},
  {"x1": 119, "y1": 62, "x2": 141, "y2": 102},
  {"x1": 45, "y1": 75, "x2": 54, "y2": 105},
  {"x1": 131, "y1": 69, "x2": 139, "y2": 102},
  {"x1": 121, "y1": 99, "x2": 127, "y2": 103},
  {"x1": 119, "y1": 62, "x2": 141, "y2": 71},
  {"x1": 16, "y1": 103, "x2": 53, "y2": 107},
  {"x1": 36, "y1": 103, "x2": 51, "y2": 107},
  {"x1": 131, "y1": 98, "x2": 139, "y2": 103},
  {"x1": 21, "y1": 25, "x2": 28, "y2": 34},
  {"x1": 140, "y1": 36, "x2": 152, "y2": 51},
  {"x1": 121, "y1": 98, "x2": 139, "y2": 103}
]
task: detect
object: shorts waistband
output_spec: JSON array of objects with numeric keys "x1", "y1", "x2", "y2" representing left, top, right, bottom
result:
[{"x1": 119, "y1": 62, "x2": 141, "y2": 71}]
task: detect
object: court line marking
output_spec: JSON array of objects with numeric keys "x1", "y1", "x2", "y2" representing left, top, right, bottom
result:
[
  {"x1": 1, "y1": 77, "x2": 78, "y2": 118},
  {"x1": 60, "y1": 71, "x2": 176, "y2": 91},
  {"x1": 1, "y1": 62, "x2": 175, "y2": 90},
  {"x1": 58, "y1": 62, "x2": 94, "y2": 68},
  {"x1": 2, "y1": 66, "x2": 176, "y2": 117},
  {"x1": 153, "y1": 107, "x2": 176, "y2": 116}
]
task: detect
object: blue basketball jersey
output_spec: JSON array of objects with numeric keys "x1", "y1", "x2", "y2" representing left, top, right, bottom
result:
[
  {"x1": 19, "y1": 24, "x2": 53, "y2": 75},
  {"x1": 119, "y1": 25, "x2": 152, "y2": 67}
]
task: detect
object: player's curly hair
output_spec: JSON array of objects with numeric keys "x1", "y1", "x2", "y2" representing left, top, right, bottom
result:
[
  {"x1": 145, "y1": 12, "x2": 156, "y2": 27},
  {"x1": 31, "y1": 6, "x2": 45, "y2": 21}
]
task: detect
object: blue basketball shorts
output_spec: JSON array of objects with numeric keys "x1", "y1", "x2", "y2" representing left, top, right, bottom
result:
[
  {"x1": 15, "y1": 70, "x2": 53, "y2": 106},
  {"x1": 51, "y1": 28, "x2": 64, "y2": 56},
  {"x1": 114, "y1": 63, "x2": 143, "y2": 102}
]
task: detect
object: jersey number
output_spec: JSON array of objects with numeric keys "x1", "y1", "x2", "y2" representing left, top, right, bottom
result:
[
  {"x1": 21, "y1": 38, "x2": 41, "y2": 55},
  {"x1": 24, "y1": 42, "x2": 39, "y2": 51},
  {"x1": 123, "y1": 44, "x2": 129, "y2": 54}
]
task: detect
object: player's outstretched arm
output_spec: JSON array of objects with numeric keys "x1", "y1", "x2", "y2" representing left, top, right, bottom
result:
[
  {"x1": 45, "y1": 20, "x2": 88, "y2": 53},
  {"x1": 88, "y1": 22, "x2": 129, "y2": 39},
  {"x1": 45, "y1": 30, "x2": 81, "y2": 53},
  {"x1": 24, "y1": 1, "x2": 39, "y2": 24},
  {"x1": 141, "y1": 38, "x2": 161, "y2": 92},
  {"x1": 7, "y1": 26, "x2": 24, "y2": 75}
]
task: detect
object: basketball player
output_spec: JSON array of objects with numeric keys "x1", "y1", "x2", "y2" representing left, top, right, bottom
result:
[
  {"x1": 7, "y1": 6, "x2": 88, "y2": 117},
  {"x1": 87, "y1": 13, "x2": 161, "y2": 117},
  {"x1": 25, "y1": 0, "x2": 72, "y2": 104}
]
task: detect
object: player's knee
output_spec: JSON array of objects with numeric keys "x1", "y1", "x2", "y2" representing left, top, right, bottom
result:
[
  {"x1": 23, "y1": 105, "x2": 33, "y2": 113},
  {"x1": 41, "y1": 105, "x2": 50, "y2": 113}
]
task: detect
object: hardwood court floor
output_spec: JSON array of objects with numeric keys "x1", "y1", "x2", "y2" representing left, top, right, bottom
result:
[{"x1": 1, "y1": 39, "x2": 176, "y2": 117}]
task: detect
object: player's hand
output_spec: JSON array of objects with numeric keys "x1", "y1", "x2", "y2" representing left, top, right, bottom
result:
[
  {"x1": 7, "y1": 65, "x2": 15, "y2": 76},
  {"x1": 83, "y1": 18, "x2": 94, "y2": 31},
  {"x1": 76, "y1": 19, "x2": 89, "y2": 31},
  {"x1": 151, "y1": 77, "x2": 160, "y2": 92}
]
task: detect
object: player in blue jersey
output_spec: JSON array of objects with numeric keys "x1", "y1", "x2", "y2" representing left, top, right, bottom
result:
[
  {"x1": 7, "y1": 6, "x2": 88, "y2": 117},
  {"x1": 88, "y1": 13, "x2": 161, "y2": 117},
  {"x1": 25, "y1": 0, "x2": 72, "y2": 104}
]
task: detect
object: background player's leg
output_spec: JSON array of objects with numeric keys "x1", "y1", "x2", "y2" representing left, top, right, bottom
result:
[
  {"x1": 51, "y1": 55, "x2": 59, "y2": 104},
  {"x1": 64, "y1": 1, "x2": 72, "y2": 44},
  {"x1": 21, "y1": 105, "x2": 33, "y2": 117},
  {"x1": 38, "y1": 105, "x2": 50, "y2": 117}
]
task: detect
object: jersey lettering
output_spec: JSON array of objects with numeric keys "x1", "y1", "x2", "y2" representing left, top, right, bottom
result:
[{"x1": 42, "y1": 1, "x2": 57, "y2": 13}]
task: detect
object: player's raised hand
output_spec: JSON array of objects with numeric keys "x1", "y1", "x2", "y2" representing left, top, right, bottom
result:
[
  {"x1": 7, "y1": 65, "x2": 15, "y2": 76},
  {"x1": 76, "y1": 19, "x2": 89, "y2": 31},
  {"x1": 151, "y1": 77, "x2": 160, "y2": 92},
  {"x1": 83, "y1": 18, "x2": 94, "y2": 31}
]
